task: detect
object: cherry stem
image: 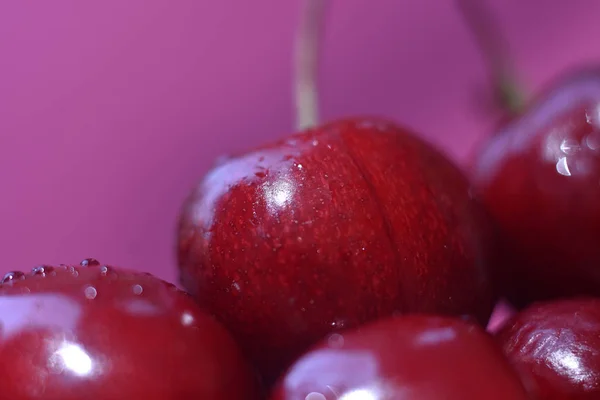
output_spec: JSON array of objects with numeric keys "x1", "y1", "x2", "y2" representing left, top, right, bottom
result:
[
  {"x1": 456, "y1": 0, "x2": 526, "y2": 116},
  {"x1": 294, "y1": 0, "x2": 327, "y2": 131}
]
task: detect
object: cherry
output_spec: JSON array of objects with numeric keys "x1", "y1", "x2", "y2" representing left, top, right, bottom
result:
[
  {"x1": 458, "y1": 0, "x2": 600, "y2": 305},
  {"x1": 496, "y1": 297, "x2": 600, "y2": 399},
  {"x1": 0, "y1": 261, "x2": 260, "y2": 400},
  {"x1": 177, "y1": 117, "x2": 496, "y2": 382},
  {"x1": 177, "y1": 0, "x2": 496, "y2": 383},
  {"x1": 473, "y1": 69, "x2": 600, "y2": 305},
  {"x1": 270, "y1": 315, "x2": 531, "y2": 400}
]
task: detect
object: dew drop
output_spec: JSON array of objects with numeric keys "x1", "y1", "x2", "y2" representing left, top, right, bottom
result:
[
  {"x1": 559, "y1": 138, "x2": 580, "y2": 155},
  {"x1": 327, "y1": 333, "x2": 345, "y2": 348},
  {"x1": 32, "y1": 265, "x2": 54, "y2": 276},
  {"x1": 556, "y1": 156, "x2": 572, "y2": 176},
  {"x1": 84, "y1": 286, "x2": 97, "y2": 300},
  {"x1": 80, "y1": 258, "x2": 100, "y2": 267},
  {"x1": 181, "y1": 311, "x2": 195, "y2": 326},
  {"x1": 331, "y1": 318, "x2": 346, "y2": 329},
  {"x1": 99, "y1": 265, "x2": 111, "y2": 276},
  {"x1": 254, "y1": 171, "x2": 266, "y2": 178},
  {"x1": 1, "y1": 271, "x2": 25, "y2": 284},
  {"x1": 586, "y1": 132, "x2": 600, "y2": 151},
  {"x1": 132, "y1": 284, "x2": 143, "y2": 295},
  {"x1": 305, "y1": 393, "x2": 326, "y2": 400}
]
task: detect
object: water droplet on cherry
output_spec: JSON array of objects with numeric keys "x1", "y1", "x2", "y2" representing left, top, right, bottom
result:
[
  {"x1": 84, "y1": 286, "x2": 98, "y2": 299},
  {"x1": 32, "y1": 265, "x2": 54, "y2": 276},
  {"x1": 327, "y1": 333, "x2": 345, "y2": 348},
  {"x1": 132, "y1": 284, "x2": 143, "y2": 295},
  {"x1": 99, "y1": 265, "x2": 111, "y2": 276},
  {"x1": 80, "y1": 258, "x2": 100, "y2": 267},
  {"x1": 1, "y1": 271, "x2": 25, "y2": 284}
]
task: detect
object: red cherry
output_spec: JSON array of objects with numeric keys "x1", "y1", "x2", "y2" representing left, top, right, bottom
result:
[
  {"x1": 496, "y1": 297, "x2": 600, "y2": 400},
  {"x1": 270, "y1": 315, "x2": 531, "y2": 400},
  {"x1": 0, "y1": 261, "x2": 260, "y2": 400},
  {"x1": 177, "y1": 117, "x2": 496, "y2": 382},
  {"x1": 471, "y1": 69, "x2": 600, "y2": 305}
]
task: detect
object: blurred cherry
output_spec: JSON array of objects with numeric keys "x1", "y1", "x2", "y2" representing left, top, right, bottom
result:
[
  {"x1": 0, "y1": 261, "x2": 260, "y2": 400},
  {"x1": 271, "y1": 315, "x2": 531, "y2": 400},
  {"x1": 497, "y1": 297, "x2": 600, "y2": 399}
]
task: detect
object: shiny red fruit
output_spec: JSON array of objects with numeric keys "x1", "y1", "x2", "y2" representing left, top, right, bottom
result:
[
  {"x1": 472, "y1": 68, "x2": 600, "y2": 306},
  {"x1": 496, "y1": 297, "x2": 600, "y2": 400},
  {"x1": 271, "y1": 315, "x2": 531, "y2": 400},
  {"x1": 178, "y1": 117, "x2": 496, "y2": 382},
  {"x1": 0, "y1": 261, "x2": 260, "y2": 400}
]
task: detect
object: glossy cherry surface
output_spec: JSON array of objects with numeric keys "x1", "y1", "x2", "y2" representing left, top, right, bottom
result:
[
  {"x1": 0, "y1": 260, "x2": 260, "y2": 400},
  {"x1": 497, "y1": 297, "x2": 600, "y2": 400},
  {"x1": 270, "y1": 315, "x2": 531, "y2": 400},
  {"x1": 472, "y1": 69, "x2": 600, "y2": 306},
  {"x1": 178, "y1": 117, "x2": 495, "y2": 382}
]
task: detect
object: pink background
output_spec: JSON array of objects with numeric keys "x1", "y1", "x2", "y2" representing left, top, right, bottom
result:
[{"x1": 0, "y1": 0, "x2": 597, "y2": 327}]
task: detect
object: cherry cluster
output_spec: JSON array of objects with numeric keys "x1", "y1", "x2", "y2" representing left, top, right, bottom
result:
[{"x1": 1, "y1": 1, "x2": 599, "y2": 399}]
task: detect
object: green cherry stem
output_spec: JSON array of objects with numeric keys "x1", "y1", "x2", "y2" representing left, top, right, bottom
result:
[
  {"x1": 294, "y1": 0, "x2": 328, "y2": 131},
  {"x1": 456, "y1": 0, "x2": 527, "y2": 117}
]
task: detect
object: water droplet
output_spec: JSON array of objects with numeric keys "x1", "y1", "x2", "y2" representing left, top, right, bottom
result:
[
  {"x1": 331, "y1": 318, "x2": 346, "y2": 328},
  {"x1": 556, "y1": 156, "x2": 572, "y2": 176},
  {"x1": 327, "y1": 333, "x2": 345, "y2": 348},
  {"x1": 99, "y1": 265, "x2": 111, "y2": 276},
  {"x1": 1, "y1": 271, "x2": 25, "y2": 284},
  {"x1": 586, "y1": 132, "x2": 600, "y2": 151},
  {"x1": 254, "y1": 171, "x2": 266, "y2": 178},
  {"x1": 305, "y1": 393, "x2": 326, "y2": 400},
  {"x1": 181, "y1": 311, "x2": 195, "y2": 326},
  {"x1": 80, "y1": 258, "x2": 100, "y2": 267},
  {"x1": 32, "y1": 265, "x2": 54, "y2": 276},
  {"x1": 84, "y1": 286, "x2": 97, "y2": 299},
  {"x1": 132, "y1": 284, "x2": 143, "y2": 295},
  {"x1": 297, "y1": 163, "x2": 303, "y2": 170},
  {"x1": 559, "y1": 139, "x2": 580, "y2": 155},
  {"x1": 312, "y1": 140, "x2": 319, "y2": 146}
]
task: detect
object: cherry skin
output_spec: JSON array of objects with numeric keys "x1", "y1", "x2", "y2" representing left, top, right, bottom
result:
[
  {"x1": 177, "y1": 117, "x2": 496, "y2": 383},
  {"x1": 496, "y1": 297, "x2": 600, "y2": 400},
  {"x1": 471, "y1": 68, "x2": 600, "y2": 306},
  {"x1": 270, "y1": 315, "x2": 531, "y2": 400},
  {"x1": 0, "y1": 261, "x2": 260, "y2": 400}
]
